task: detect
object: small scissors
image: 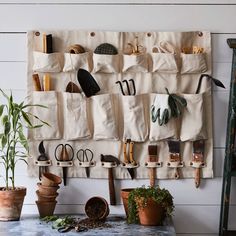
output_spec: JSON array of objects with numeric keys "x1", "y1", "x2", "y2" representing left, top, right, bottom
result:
[
  {"x1": 54, "y1": 144, "x2": 74, "y2": 186},
  {"x1": 77, "y1": 149, "x2": 94, "y2": 178}
]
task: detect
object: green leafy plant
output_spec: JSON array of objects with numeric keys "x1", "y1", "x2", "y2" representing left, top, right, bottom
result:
[
  {"x1": 0, "y1": 89, "x2": 48, "y2": 190},
  {"x1": 127, "y1": 186, "x2": 174, "y2": 224}
]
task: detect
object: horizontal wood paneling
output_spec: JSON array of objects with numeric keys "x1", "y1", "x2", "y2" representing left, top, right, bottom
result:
[{"x1": 0, "y1": 5, "x2": 236, "y2": 32}]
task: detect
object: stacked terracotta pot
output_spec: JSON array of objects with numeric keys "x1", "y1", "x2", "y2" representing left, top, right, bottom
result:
[{"x1": 36, "y1": 172, "x2": 62, "y2": 218}]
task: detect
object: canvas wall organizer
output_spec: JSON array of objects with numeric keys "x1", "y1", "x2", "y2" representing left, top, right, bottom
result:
[{"x1": 27, "y1": 30, "x2": 213, "y2": 183}]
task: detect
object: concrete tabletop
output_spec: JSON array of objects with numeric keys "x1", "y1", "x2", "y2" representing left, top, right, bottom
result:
[{"x1": 0, "y1": 215, "x2": 176, "y2": 236}]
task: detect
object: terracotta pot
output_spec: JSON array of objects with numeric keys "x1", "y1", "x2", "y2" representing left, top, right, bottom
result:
[
  {"x1": 36, "y1": 200, "x2": 57, "y2": 218},
  {"x1": 85, "y1": 196, "x2": 109, "y2": 220},
  {"x1": 0, "y1": 187, "x2": 26, "y2": 221},
  {"x1": 37, "y1": 183, "x2": 59, "y2": 196},
  {"x1": 36, "y1": 190, "x2": 58, "y2": 202},
  {"x1": 41, "y1": 173, "x2": 62, "y2": 187},
  {"x1": 120, "y1": 188, "x2": 134, "y2": 217},
  {"x1": 137, "y1": 198, "x2": 164, "y2": 226}
]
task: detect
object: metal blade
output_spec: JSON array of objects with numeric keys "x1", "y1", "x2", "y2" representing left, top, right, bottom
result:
[
  {"x1": 85, "y1": 167, "x2": 90, "y2": 178},
  {"x1": 63, "y1": 167, "x2": 67, "y2": 186},
  {"x1": 38, "y1": 141, "x2": 45, "y2": 154},
  {"x1": 127, "y1": 168, "x2": 135, "y2": 179}
]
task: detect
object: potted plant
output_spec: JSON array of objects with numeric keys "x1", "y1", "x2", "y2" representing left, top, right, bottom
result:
[
  {"x1": 0, "y1": 89, "x2": 47, "y2": 221},
  {"x1": 127, "y1": 186, "x2": 174, "y2": 226}
]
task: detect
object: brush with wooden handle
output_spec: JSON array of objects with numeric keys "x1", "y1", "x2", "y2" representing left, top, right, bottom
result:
[
  {"x1": 32, "y1": 74, "x2": 42, "y2": 91},
  {"x1": 168, "y1": 140, "x2": 181, "y2": 179},
  {"x1": 148, "y1": 145, "x2": 158, "y2": 187}
]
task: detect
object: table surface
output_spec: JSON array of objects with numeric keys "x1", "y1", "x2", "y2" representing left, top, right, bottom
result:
[{"x1": 0, "y1": 215, "x2": 176, "y2": 236}]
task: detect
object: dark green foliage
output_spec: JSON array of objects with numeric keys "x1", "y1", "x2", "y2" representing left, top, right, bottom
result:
[{"x1": 127, "y1": 186, "x2": 174, "y2": 224}]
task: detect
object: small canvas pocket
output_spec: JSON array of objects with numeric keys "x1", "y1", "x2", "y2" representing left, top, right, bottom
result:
[
  {"x1": 63, "y1": 93, "x2": 91, "y2": 141},
  {"x1": 33, "y1": 91, "x2": 61, "y2": 140},
  {"x1": 151, "y1": 53, "x2": 178, "y2": 73},
  {"x1": 92, "y1": 94, "x2": 119, "y2": 140},
  {"x1": 180, "y1": 93, "x2": 207, "y2": 141},
  {"x1": 122, "y1": 54, "x2": 148, "y2": 73},
  {"x1": 149, "y1": 94, "x2": 178, "y2": 141},
  {"x1": 92, "y1": 53, "x2": 120, "y2": 73},
  {"x1": 181, "y1": 53, "x2": 207, "y2": 74},
  {"x1": 122, "y1": 95, "x2": 148, "y2": 142},
  {"x1": 63, "y1": 52, "x2": 90, "y2": 72},
  {"x1": 33, "y1": 51, "x2": 62, "y2": 73}
]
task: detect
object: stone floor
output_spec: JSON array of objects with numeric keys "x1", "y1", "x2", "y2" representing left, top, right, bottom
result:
[{"x1": 0, "y1": 215, "x2": 176, "y2": 236}]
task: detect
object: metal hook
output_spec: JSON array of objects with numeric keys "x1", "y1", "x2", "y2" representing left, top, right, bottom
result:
[
  {"x1": 115, "y1": 81, "x2": 125, "y2": 95},
  {"x1": 129, "y1": 79, "x2": 136, "y2": 95},
  {"x1": 122, "y1": 80, "x2": 131, "y2": 95}
]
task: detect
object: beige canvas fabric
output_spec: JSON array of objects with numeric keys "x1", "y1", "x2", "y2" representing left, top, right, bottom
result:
[
  {"x1": 63, "y1": 92, "x2": 91, "y2": 141},
  {"x1": 32, "y1": 91, "x2": 61, "y2": 140},
  {"x1": 180, "y1": 93, "x2": 207, "y2": 141},
  {"x1": 91, "y1": 94, "x2": 119, "y2": 140},
  {"x1": 33, "y1": 51, "x2": 62, "y2": 73},
  {"x1": 63, "y1": 52, "x2": 90, "y2": 72},
  {"x1": 122, "y1": 95, "x2": 148, "y2": 142},
  {"x1": 149, "y1": 93, "x2": 178, "y2": 141},
  {"x1": 151, "y1": 53, "x2": 178, "y2": 73},
  {"x1": 181, "y1": 53, "x2": 207, "y2": 74},
  {"x1": 122, "y1": 54, "x2": 148, "y2": 73},
  {"x1": 93, "y1": 54, "x2": 120, "y2": 73},
  {"x1": 27, "y1": 30, "x2": 213, "y2": 179}
]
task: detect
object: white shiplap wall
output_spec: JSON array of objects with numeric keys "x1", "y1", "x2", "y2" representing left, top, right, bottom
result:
[{"x1": 0, "y1": 1, "x2": 235, "y2": 235}]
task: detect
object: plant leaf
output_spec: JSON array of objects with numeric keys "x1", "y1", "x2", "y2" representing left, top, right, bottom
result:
[
  {"x1": 0, "y1": 105, "x2": 4, "y2": 117},
  {"x1": 4, "y1": 121, "x2": 11, "y2": 135},
  {"x1": 2, "y1": 115, "x2": 8, "y2": 125},
  {"x1": 21, "y1": 111, "x2": 33, "y2": 127},
  {"x1": 1, "y1": 135, "x2": 7, "y2": 149}
]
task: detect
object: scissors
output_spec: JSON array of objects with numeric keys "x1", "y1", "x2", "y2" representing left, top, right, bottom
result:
[
  {"x1": 54, "y1": 144, "x2": 74, "y2": 186},
  {"x1": 77, "y1": 149, "x2": 94, "y2": 178}
]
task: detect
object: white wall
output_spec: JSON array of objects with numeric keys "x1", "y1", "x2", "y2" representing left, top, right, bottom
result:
[{"x1": 0, "y1": 1, "x2": 235, "y2": 235}]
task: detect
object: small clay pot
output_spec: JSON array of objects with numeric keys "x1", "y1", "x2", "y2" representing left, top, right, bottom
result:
[
  {"x1": 41, "y1": 173, "x2": 62, "y2": 187},
  {"x1": 85, "y1": 196, "x2": 109, "y2": 220},
  {"x1": 36, "y1": 200, "x2": 57, "y2": 218},
  {"x1": 37, "y1": 183, "x2": 59, "y2": 196},
  {"x1": 137, "y1": 198, "x2": 164, "y2": 226},
  {"x1": 36, "y1": 190, "x2": 58, "y2": 202},
  {"x1": 120, "y1": 188, "x2": 134, "y2": 217}
]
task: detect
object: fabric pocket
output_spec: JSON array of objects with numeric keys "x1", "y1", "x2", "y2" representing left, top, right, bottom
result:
[
  {"x1": 181, "y1": 53, "x2": 207, "y2": 74},
  {"x1": 122, "y1": 95, "x2": 148, "y2": 142},
  {"x1": 149, "y1": 94, "x2": 178, "y2": 141},
  {"x1": 180, "y1": 93, "x2": 207, "y2": 141},
  {"x1": 63, "y1": 92, "x2": 91, "y2": 141},
  {"x1": 122, "y1": 53, "x2": 148, "y2": 73},
  {"x1": 63, "y1": 52, "x2": 90, "y2": 72},
  {"x1": 92, "y1": 53, "x2": 120, "y2": 73},
  {"x1": 33, "y1": 51, "x2": 62, "y2": 73},
  {"x1": 92, "y1": 94, "x2": 119, "y2": 140},
  {"x1": 33, "y1": 91, "x2": 61, "y2": 140},
  {"x1": 151, "y1": 53, "x2": 178, "y2": 73}
]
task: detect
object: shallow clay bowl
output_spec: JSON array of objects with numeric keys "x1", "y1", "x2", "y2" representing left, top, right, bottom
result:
[
  {"x1": 41, "y1": 172, "x2": 62, "y2": 187},
  {"x1": 37, "y1": 183, "x2": 59, "y2": 196}
]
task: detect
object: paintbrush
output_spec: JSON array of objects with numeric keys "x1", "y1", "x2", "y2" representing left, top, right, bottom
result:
[
  {"x1": 168, "y1": 140, "x2": 181, "y2": 179},
  {"x1": 192, "y1": 140, "x2": 205, "y2": 188},
  {"x1": 148, "y1": 145, "x2": 158, "y2": 187}
]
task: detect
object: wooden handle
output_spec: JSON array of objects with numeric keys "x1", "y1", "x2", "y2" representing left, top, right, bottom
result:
[
  {"x1": 43, "y1": 74, "x2": 51, "y2": 91},
  {"x1": 149, "y1": 167, "x2": 156, "y2": 187},
  {"x1": 195, "y1": 168, "x2": 201, "y2": 188},
  {"x1": 129, "y1": 142, "x2": 135, "y2": 163},
  {"x1": 32, "y1": 74, "x2": 42, "y2": 91},
  {"x1": 108, "y1": 168, "x2": 116, "y2": 205},
  {"x1": 123, "y1": 142, "x2": 128, "y2": 163},
  {"x1": 43, "y1": 33, "x2": 47, "y2": 53}
]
